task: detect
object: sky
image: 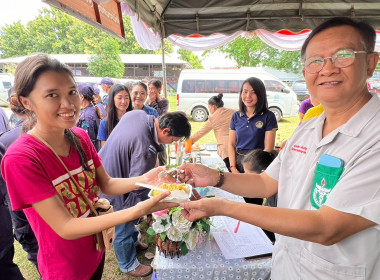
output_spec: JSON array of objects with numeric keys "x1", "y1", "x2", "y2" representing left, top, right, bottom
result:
[{"x1": 0, "y1": 0, "x2": 236, "y2": 69}]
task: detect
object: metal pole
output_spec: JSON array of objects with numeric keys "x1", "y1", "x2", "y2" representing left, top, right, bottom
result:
[{"x1": 161, "y1": 36, "x2": 168, "y2": 99}]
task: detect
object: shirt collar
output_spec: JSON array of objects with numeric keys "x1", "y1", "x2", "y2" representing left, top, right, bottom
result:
[
  {"x1": 239, "y1": 111, "x2": 263, "y2": 118},
  {"x1": 303, "y1": 93, "x2": 380, "y2": 141},
  {"x1": 338, "y1": 93, "x2": 380, "y2": 137}
]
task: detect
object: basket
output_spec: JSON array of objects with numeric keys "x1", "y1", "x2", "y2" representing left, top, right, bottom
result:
[{"x1": 155, "y1": 234, "x2": 182, "y2": 259}]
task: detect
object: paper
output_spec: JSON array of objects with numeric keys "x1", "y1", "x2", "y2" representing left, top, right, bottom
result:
[{"x1": 212, "y1": 216, "x2": 273, "y2": 259}]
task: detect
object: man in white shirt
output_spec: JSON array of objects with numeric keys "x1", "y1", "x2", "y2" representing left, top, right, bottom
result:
[{"x1": 179, "y1": 17, "x2": 380, "y2": 280}]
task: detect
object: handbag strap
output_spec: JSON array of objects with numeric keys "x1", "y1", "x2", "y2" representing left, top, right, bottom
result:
[{"x1": 28, "y1": 130, "x2": 99, "y2": 217}]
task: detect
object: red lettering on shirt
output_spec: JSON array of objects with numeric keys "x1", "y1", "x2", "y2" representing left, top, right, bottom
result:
[{"x1": 291, "y1": 144, "x2": 308, "y2": 154}]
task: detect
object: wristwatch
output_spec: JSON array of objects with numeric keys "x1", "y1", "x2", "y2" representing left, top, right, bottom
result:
[{"x1": 214, "y1": 170, "x2": 225, "y2": 188}]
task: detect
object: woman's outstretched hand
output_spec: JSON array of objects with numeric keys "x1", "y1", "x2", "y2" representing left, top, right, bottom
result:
[
  {"x1": 136, "y1": 191, "x2": 178, "y2": 215},
  {"x1": 140, "y1": 166, "x2": 176, "y2": 186}
]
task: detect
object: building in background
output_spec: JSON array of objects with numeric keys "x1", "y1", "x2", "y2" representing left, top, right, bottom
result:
[{"x1": 0, "y1": 54, "x2": 191, "y2": 92}]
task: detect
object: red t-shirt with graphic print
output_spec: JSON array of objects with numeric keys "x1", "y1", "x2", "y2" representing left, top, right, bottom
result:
[{"x1": 2, "y1": 127, "x2": 103, "y2": 280}]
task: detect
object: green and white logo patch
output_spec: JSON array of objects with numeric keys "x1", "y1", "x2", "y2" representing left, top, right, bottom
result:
[{"x1": 311, "y1": 164, "x2": 344, "y2": 209}]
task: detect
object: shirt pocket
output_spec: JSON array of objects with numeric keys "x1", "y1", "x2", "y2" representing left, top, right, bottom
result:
[{"x1": 300, "y1": 247, "x2": 365, "y2": 280}]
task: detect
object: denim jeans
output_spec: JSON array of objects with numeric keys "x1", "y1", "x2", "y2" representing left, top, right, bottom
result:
[{"x1": 113, "y1": 221, "x2": 140, "y2": 272}]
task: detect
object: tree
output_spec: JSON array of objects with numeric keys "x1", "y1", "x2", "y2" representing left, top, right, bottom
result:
[
  {"x1": 1, "y1": 63, "x2": 17, "y2": 75},
  {"x1": 0, "y1": 22, "x2": 31, "y2": 57},
  {"x1": 177, "y1": 49, "x2": 203, "y2": 69},
  {"x1": 207, "y1": 36, "x2": 302, "y2": 73},
  {"x1": 87, "y1": 38, "x2": 125, "y2": 78},
  {"x1": 0, "y1": 7, "x2": 161, "y2": 57}
]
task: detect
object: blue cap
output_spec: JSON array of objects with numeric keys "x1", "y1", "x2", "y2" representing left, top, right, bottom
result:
[
  {"x1": 93, "y1": 86, "x2": 100, "y2": 96},
  {"x1": 78, "y1": 83, "x2": 95, "y2": 99},
  {"x1": 100, "y1": 77, "x2": 114, "y2": 86}
]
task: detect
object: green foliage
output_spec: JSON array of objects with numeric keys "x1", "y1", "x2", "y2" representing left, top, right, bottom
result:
[
  {"x1": 0, "y1": 7, "x2": 159, "y2": 58},
  {"x1": 207, "y1": 36, "x2": 302, "y2": 73},
  {"x1": 180, "y1": 241, "x2": 189, "y2": 256},
  {"x1": 0, "y1": 22, "x2": 30, "y2": 57},
  {"x1": 178, "y1": 48, "x2": 203, "y2": 69},
  {"x1": 168, "y1": 207, "x2": 182, "y2": 215},
  {"x1": 160, "y1": 232, "x2": 167, "y2": 241},
  {"x1": 1, "y1": 63, "x2": 17, "y2": 75},
  {"x1": 87, "y1": 38, "x2": 125, "y2": 78},
  {"x1": 147, "y1": 227, "x2": 156, "y2": 236}
]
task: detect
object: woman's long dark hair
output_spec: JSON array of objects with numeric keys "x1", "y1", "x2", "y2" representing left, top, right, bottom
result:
[
  {"x1": 238, "y1": 77, "x2": 268, "y2": 114},
  {"x1": 14, "y1": 54, "x2": 89, "y2": 170},
  {"x1": 106, "y1": 84, "x2": 133, "y2": 137}
]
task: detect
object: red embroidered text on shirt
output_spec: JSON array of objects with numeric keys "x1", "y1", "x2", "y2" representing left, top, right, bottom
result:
[{"x1": 291, "y1": 144, "x2": 308, "y2": 154}]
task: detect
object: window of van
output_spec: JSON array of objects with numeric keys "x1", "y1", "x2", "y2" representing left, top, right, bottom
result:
[
  {"x1": 228, "y1": 80, "x2": 241, "y2": 93},
  {"x1": 182, "y1": 79, "x2": 242, "y2": 94},
  {"x1": 264, "y1": 80, "x2": 285, "y2": 92},
  {"x1": 182, "y1": 80, "x2": 195, "y2": 93},
  {"x1": 214, "y1": 80, "x2": 226, "y2": 93},
  {"x1": 1, "y1": 81, "x2": 12, "y2": 90}
]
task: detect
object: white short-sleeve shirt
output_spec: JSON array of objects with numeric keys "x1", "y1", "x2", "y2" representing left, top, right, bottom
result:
[{"x1": 266, "y1": 94, "x2": 380, "y2": 280}]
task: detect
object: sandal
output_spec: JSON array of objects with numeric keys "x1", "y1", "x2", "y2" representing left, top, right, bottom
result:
[{"x1": 127, "y1": 264, "x2": 153, "y2": 277}]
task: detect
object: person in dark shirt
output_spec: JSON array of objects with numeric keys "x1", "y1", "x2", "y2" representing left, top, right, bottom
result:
[
  {"x1": 99, "y1": 110, "x2": 191, "y2": 277},
  {"x1": 77, "y1": 83, "x2": 103, "y2": 151},
  {"x1": 0, "y1": 142, "x2": 24, "y2": 280},
  {"x1": 146, "y1": 79, "x2": 169, "y2": 116},
  {"x1": 93, "y1": 86, "x2": 106, "y2": 118},
  {"x1": 100, "y1": 77, "x2": 114, "y2": 108},
  {"x1": 0, "y1": 107, "x2": 9, "y2": 134},
  {"x1": 0, "y1": 88, "x2": 39, "y2": 273}
]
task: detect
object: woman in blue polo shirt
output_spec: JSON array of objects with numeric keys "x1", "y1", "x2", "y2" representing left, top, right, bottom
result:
[
  {"x1": 97, "y1": 84, "x2": 133, "y2": 147},
  {"x1": 228, "y1": 77, "x2": 278, "y2": 175}
]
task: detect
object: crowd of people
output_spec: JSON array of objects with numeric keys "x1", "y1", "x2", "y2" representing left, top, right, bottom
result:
[
  {"x1": 0, "y1": 57, "x2": 182, "y2": 279},
  {"x1": 0, "y1": 16, "x2": 379, "y2": 280}
]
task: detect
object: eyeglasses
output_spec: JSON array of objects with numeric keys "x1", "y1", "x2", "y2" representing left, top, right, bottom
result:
[{"x1": 303, "y1": 49, "x2": 369, "y2": 74}]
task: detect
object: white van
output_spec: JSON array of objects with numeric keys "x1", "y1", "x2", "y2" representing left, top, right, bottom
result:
[{"x1": 177, "y1": 68, "x2": 299, "y2": 122}]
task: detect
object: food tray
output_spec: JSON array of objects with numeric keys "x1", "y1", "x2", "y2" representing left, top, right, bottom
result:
[{"x1": 148, "y1": 184, "x2": 193, "y2": 203}]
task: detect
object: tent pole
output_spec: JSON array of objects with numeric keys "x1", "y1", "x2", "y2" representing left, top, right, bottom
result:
[{"x1": 161, "y1": 37, "x2": 168, "y2": 99}]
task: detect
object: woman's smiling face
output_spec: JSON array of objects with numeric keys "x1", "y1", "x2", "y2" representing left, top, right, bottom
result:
[
  {"x1": 114, "y1": 90, "x2": 130, "y2": 113},
  {"x1": 20, "y1": 71, "x2": 80, "y2": 132},
  {"x1": 131, "y1": 84, "x2": 147, "y2": 108},
  {"x1": 241, "y1": 82, "x2": 258, "y2": 109}
]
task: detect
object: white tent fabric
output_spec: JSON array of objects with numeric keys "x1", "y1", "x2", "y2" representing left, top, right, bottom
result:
[
  {"x1": 119, "y1": 2, "x2": 380, "y2": 52},
  {"x1": 122, "y1": 4, "x2": 161, "y2": 50},
  {"x1": 167, "y1": 33, "x2": 242, "y2": 52},
  {"x1": 255, "y1": 30, "x2": 311, "y2": 51}
]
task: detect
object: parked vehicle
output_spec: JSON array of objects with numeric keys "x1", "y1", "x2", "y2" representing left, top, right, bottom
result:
[
  {"x1": 0, "y1": 73, "x2": 14, "y2": 89},
  {"x1": 291, "y1": 80, "x2": 310, "y2": 102},
  {"x1": 177, "y1": 68, "x2": 299, "y2": 122}
]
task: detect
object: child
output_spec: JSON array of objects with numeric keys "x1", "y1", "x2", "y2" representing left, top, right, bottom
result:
[
  {"x1": 242, "y1": 149, "x2": 278, "y2": 242},
  {"x1": 1, "y1": 54, "x2": 175, "y2": 280}
]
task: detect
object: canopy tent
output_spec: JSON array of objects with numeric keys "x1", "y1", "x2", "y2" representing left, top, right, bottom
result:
[
  {"x1": 120, "y1": 0, "x2": 380, "y2": 51},
  {"x1": 44, "y1": 0, "x2": 380, "y2": 96}
]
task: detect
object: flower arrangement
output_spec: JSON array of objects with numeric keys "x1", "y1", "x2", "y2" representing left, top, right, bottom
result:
[{"x1": 147, "y1": 207, "x2": 211, "y2": 258}]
